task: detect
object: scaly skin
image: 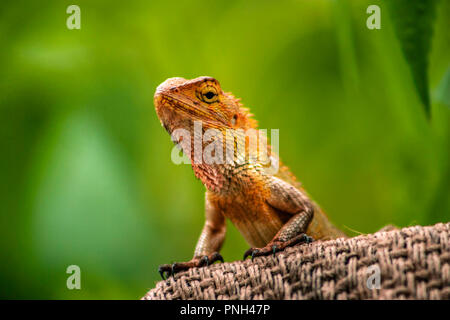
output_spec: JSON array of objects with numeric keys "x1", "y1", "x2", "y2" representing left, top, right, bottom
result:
[{"x1": 154, "y1": 76, "x2": 346, "y2": 279}]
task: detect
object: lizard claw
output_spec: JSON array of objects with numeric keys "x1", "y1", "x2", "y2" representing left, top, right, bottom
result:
[
  {"x1": 243, "y1": 248, "x2": 260, "y2": 261},
  {"x1": 200, "y1": 255, "x2": 209, "y2": 266},
  {"x1": 158, "y1": 264, "x2": 172, "y2": 280},
  {"x1": 211, "y1": 252, "x2": 224, "y2": 263},
  {"x1": 200, "y1": 252, "x2": 224, "y2": 266},
  {"x1": 158, "y1": 252, "x2": 224, "y2": 279},
  {"x1": 171, "y1": 263, "x2": 177, "y2": 276},
  {"x1": 293, "y1": 234, "x2": 313, "y2": 244},
  {"x1": 272, "y1": 245, "x2": 278, "y2": 257}
]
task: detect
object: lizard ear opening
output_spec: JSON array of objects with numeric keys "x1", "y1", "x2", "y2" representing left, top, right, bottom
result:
[{"x1": 231, "y1": 114, "x2": 238, "y2": 126}]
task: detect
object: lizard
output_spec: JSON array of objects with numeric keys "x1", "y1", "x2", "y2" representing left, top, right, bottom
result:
[{"x1": 154, "y1": 76, "x2": 346, "y2": 279}]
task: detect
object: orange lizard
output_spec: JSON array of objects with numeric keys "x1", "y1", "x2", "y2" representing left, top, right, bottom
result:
[{"x1": 154, "y1": 76, "x2": 346, "y2": 279}]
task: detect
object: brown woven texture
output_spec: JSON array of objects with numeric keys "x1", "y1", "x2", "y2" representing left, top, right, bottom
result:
[{"x1": 143, "y1": 223, "x2": 450, "y2": 300}]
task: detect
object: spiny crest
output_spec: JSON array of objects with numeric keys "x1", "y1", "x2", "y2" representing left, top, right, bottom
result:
[{"x1": 224, "y1": 91, "x2": 258, "y2": 130}]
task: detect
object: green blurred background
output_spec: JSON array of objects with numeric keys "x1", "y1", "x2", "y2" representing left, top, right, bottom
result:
[{"x1": 0, "y1": 0, "x2": 448, "y2": 299}]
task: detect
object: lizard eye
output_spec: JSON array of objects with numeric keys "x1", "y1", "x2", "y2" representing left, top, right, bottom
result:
[{"x1": 200, "y1": 86, "x2": 219, "y2": 103}]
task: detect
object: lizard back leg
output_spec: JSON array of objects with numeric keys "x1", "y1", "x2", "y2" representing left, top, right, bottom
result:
[{"x1": 243, "y1": 209, "x2": 314, "y2": 260}]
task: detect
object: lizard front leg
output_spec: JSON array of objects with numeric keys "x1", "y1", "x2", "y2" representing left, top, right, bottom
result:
[
  {"x1": 158, "y1": 193, "x2": 226, "y2": 279},
  {"x1": 244, "y1": 176, "x2": 314, "y2": 260}
]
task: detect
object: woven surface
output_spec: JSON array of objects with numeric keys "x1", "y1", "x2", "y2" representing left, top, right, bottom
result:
[{"x1": 143, "y1": 223, "x2": 450, "y2": 300}]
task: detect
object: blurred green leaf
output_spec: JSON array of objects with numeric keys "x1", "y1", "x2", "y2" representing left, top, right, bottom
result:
[
  {"x1": 385, "y1": 0, "x2": 439, "y2": 117},
  {"x1": 0, "y1": 0, "x2": 448, "y2": 299},
  {"x1": 434, "y1": 67, "x2": 450, "y2": 107}
]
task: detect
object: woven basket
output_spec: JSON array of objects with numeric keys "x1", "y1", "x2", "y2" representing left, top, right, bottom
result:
[{"x1": 143, "y1": 223, "x2": 450, "y2": 300}]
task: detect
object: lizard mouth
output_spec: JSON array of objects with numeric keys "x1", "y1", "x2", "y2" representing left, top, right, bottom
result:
[
  {"x1": 155, "y1": 92, "x2": 228, "y2": 126},
  {"x1": 156, "y1": 94, "x2": 211, "y2": 119}
]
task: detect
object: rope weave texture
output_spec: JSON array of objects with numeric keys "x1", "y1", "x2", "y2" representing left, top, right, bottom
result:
[{"x1": 143, "y1": 223, "x2": 450, "y2": 300}]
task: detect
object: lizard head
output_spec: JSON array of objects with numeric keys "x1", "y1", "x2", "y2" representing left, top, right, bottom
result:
[
  {"x1": 154, "y1": 76, "x2": 257, "y2": 136},
  {"x1": 154, "y1": 76, "x2": 265, "y2": 192}
]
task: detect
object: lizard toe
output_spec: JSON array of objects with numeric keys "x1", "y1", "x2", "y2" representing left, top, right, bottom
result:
[
  {"x1": 210, "y1": 252, "x2": 224, "y2": 264},
  {"x1": 199, "y1": 252, "x2": 224, "y2": 266},
  {"x1": 287, "y1": 233, "x2": 314, "y2": 247},
  {"x1": 242, "y1": 234, "x2": 314, "y2": 262},
  {"x1": 243, "y1": 248, "x2": 256, "y2": 261},
  {"x1": 200, "y1": 255, "x2": 210, "y2": 266},
  {"x1": 243, "y1": 248, "x2": 264, "y2": 261},
  {"x1": 158, "y1": 264, "x2": 173, "y2": 280},
  {"x1": 251, "y1": 249, "x2": 260, "y2": 261}
]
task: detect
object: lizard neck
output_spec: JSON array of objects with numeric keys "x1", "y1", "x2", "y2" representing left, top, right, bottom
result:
[
  {"x1": 191, "y1": 163, "x2": 227, "y2": 193},
  {"x1": 191, "y1": 156, "x2": 280, "y2": 195},
  {"x1": 169, "y1": 119, "x2": 270, "y2": 194},
  {"x1": 191, "y1": 162, "x2": 256, "y2": 194}
]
